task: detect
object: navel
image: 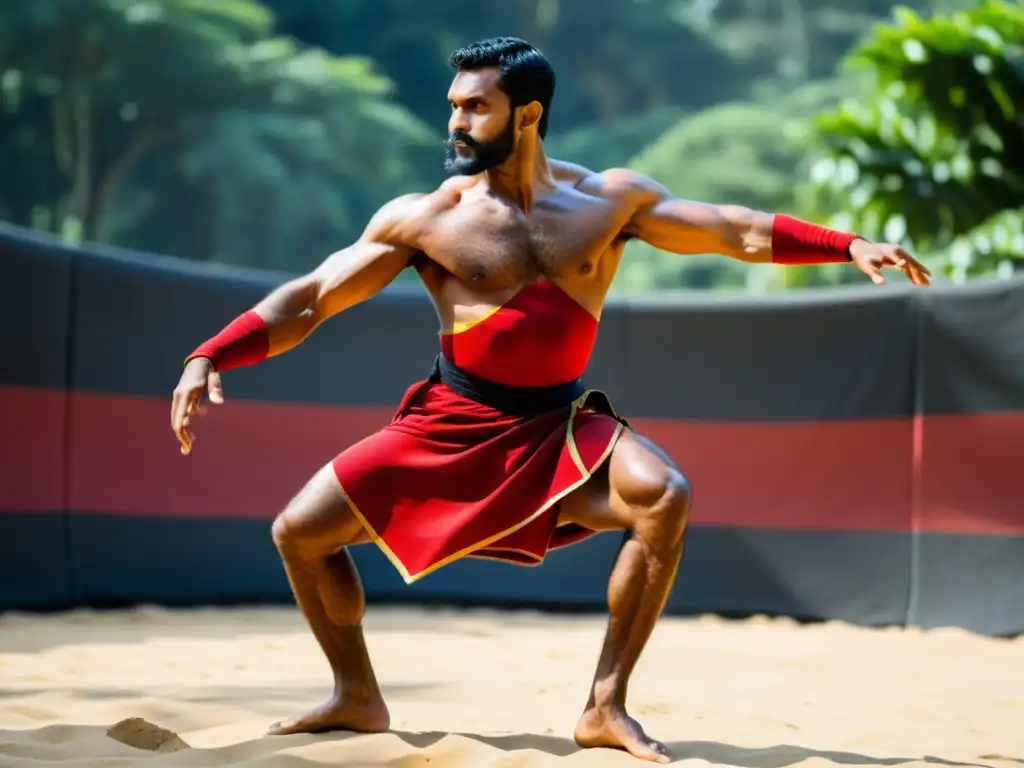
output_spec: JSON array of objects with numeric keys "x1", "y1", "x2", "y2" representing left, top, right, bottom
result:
[{"x1": 579, "y1": 261, "x2": 593, "y2": 275}]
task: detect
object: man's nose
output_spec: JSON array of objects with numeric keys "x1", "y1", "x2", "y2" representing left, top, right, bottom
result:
[{"x1": 449, "y1": 110, "x2": 469, "y2": 135}]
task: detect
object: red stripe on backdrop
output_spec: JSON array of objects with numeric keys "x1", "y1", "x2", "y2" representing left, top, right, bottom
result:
[
  {"x1": 0, "y1": 387, "x2": 67, "y2": 511},
  {"x1": 71, "y1": 390, "x2": 395, "y2": 523},
  {"x1": 914, "y1": 412, "x2": 1024, "y2": 536},
  {"x1": 2, "y1": 387, "x2": 1023, "y2": 535},
  {"x1": 628, "y1": 417, "x2": 913, "y2": 532}
]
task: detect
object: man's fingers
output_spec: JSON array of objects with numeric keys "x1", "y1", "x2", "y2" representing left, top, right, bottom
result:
[
  {"x1": 179, "y1": 426, "x2": 196, "y2": 454},
  {"x1": 898, "y1": 256, "x2": 930, "y2": 286},
  {"x1": 175, "y1": 372, "x2": 221, "y2": 457},
  {"x1": 894, "y1": 248, "x2": 932, "y2": 282},
  {"x1": 171, "y1": 391, "x2": 182, "y2": 431},
  {"x1": 185, "y1": 399, "x2": 207, "y2": 418},
  {"x1": 860, "y1": 261, "x2": 885, "y2": 285},
  {"x1": 901, "y1": 250, "x2": 931, "y2": 276},
  {"x1": 177, "y1": 392, "x2": 200, "y2": 453},
  {"x1": 171, "y1": 391, "x2": 189, "y2": 446},
  {"x1": 909, "y1": 258, "x2": 932, "y2": 284},
  {"x1": 207, "y1": 371, "x2": 224, "y2": 404},
  {"x1": 179, "y1": 420, "x2": 192, "y2": 454}
]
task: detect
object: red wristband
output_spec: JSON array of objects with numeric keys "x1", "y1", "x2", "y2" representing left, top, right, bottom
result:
[
  {"x1": 185, "y1": 310, "x2": 269, "y2": 372},
  {"x1": 771, "y1": 214, "x2": 858, "y2": 265}
]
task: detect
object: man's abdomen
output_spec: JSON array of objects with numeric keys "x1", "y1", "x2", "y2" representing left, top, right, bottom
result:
[{"x1": 439, "y1": 279, "x2": 598, "y2": 387}]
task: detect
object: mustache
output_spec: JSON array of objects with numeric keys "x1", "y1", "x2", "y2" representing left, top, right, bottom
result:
[{"x1": 446, "y1": 130, "x2": 478, "y2": 148}]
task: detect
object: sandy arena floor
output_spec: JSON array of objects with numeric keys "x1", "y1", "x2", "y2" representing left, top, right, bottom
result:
[{"x1": 0, "y1": 606, "x2": 1021, "y2": 767}]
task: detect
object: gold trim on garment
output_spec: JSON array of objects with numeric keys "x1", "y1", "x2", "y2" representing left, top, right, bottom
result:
[
  {"x1": 339, "y1": 389, "x2": 624, "y2": 584},
  {"x1": 467, "y1": 547, "x2": 545, "y2": 565},
  {"x1": 439, "y1": 303, "x2": 505, "y2": 335}
]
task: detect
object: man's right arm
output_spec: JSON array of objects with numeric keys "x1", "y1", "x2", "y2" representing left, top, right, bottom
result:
[
  {"x1": 171, "y1": 193, "x2": 426, "y2": 454},
  {"x1": 187, "y1": 193, "x2": 425, "y2": 370}
]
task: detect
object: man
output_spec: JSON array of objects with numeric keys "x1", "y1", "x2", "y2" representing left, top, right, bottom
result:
[{"x1": 170, "y1": 37, "x2": 930, "y2": 764}]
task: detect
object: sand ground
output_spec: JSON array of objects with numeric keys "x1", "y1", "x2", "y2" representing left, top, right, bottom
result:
[{"x1": 1, "y1": 606, "x2": 1021, "y2": 767}]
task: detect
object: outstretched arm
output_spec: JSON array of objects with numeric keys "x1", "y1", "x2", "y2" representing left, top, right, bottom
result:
[
  {"x1": 614, "y1": 171, "x2": 775, "y2": 262},
  {"x1": 185, "y1": 193, "x2": 425, "y2": 371},
  {"x1": 171, "y1": 193, "x2": 425, "y2": 454},
  {"x1": 608, "y1": 169, "x2": 930, "y2": 284}
]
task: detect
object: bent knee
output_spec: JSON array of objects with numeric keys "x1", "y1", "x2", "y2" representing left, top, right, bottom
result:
[
  {"x1": 625, "y1": 467, "x2": 692, "y2": 544},
  {"x1": 271, "y1": 466, "x2": 365, "y2": 556},
  {"x1": 270, "y1": 511, "x2": 302, "y2": 553},
  {"x1": 656, "y1": 470, "x2": 692, "y2": 539},
  {"x1": 272, "y1": 504, "x2": 365, "y2": 559}
]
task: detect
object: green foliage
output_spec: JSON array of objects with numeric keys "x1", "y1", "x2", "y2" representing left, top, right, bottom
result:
[
  {"x1": 0, "y1": 0, "x2": 433, "y2": 268},
  {"x1": 615, "y1": 75, "x2": 867, "y2": 293},
  {"x1": 262, "y1": 0, "x2": 751, "y2": 132},
  {"x1": 806, "y1": 0, "x2": 1024, "y2": 281},
  {"x1": 2, "y1": 0, "x2": 1012, "y2": 289},
  {"x1": 544, "y1": 106, "x2": 689, "y2": 172}
]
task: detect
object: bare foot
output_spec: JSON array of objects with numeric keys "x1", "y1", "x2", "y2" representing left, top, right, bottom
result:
[
  {"x1": 267, "y1": 694, "x2": 390, "y2": 736},
  {"x1": 574, "y1": 705, "x2": 673, "y2": 764}
]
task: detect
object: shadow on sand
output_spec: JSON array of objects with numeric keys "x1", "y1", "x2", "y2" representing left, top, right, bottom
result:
[
  {"x1": 4, "y1": 722, "x2": 1016, "y2": 768},
  {"x1": 383, "y1": 731, "x2": 1011, "y2": 768}
]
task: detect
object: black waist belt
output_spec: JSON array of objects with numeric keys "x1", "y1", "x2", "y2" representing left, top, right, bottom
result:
[{"x1": 430, "y1": 353, "x2": 585, "y2": 417}]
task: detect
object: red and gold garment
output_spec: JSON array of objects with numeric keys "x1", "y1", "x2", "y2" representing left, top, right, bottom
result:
[{"x1": 332, "y1": 280, "x2": 626, "y2": 583}]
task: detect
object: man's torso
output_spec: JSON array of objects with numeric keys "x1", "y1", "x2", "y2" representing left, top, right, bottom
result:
[{"x1": 408, "y1": 161, "x2": 637, "y2": 330}]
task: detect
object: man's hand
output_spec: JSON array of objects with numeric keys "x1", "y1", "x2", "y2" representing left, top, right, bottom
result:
[
  {"x1": 850, "y1": 238, "x2": 931, "y2": 286},
  {"x1": 171, "y1": 357, "x2": 224, "y2": 455}
]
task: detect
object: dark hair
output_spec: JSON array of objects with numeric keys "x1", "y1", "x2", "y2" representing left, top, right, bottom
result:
[{"x1": 448, "y1": 37, "x2": 555, "y2": 139}]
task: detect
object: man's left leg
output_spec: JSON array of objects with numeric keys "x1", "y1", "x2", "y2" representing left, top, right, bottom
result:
[{"x1": 558, "y1": 429, "x2": 691, "y2": 764}]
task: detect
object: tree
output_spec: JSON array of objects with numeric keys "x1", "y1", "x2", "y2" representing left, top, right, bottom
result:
[
  {"x1": 115, "y1": 43, "x2": 435, "y2": 270},
  {"x1": 261, "y1": 0, "x2": 751, "y2": 134},
  {"x1": 675, "y1": 0, "x2": 977, "y2": 86},
  {"x1": 804, "y1": 0, "x2": 1024, "y2": 282},
  {"x1": 0, "y1": 0, "x2": 432, "y2": 270},
  {"x1": 0, "y1": 0, "x2": 278, "y2": 240}
]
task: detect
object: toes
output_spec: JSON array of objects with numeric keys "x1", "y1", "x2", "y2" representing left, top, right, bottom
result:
[
  {"x1": 629, "y1": 739, "x2": 673, "y2": 764},
  {"x1": 650, "y1": 742, "x2": 673, "y2": 764},
  {"x1": 266, "y1": 720, "x2": 300, "y2": 736},
  {"x1": 266, "y1": 716, "x2": 322, "y2": 736}
]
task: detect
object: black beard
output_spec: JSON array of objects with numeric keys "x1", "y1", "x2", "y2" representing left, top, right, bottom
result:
[{"x1": 443, "y1": 118, "x2": 516, "y2": 176}]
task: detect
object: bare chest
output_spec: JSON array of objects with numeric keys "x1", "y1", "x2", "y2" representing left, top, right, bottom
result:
[{"x1": 420, "y1": 193, "x2": 624, "y2": 288}]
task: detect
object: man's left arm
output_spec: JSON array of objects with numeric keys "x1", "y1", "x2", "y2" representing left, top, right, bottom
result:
[{"x1": 609, "y1": 169, "x2": 930, "y2": 286}]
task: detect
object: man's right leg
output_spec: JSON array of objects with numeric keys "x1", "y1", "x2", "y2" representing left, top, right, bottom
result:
[{"x1": 266, "y1": 463, "x2": 389, "y2": 736}]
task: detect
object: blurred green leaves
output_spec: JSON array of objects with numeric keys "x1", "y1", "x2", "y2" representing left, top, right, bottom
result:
[
  {"x1": 0, "y1": 0, "x2": 434, "y2": 269},
  {"x1": 805, "y1": 0, "x2": 1023, "y2": 281},
  {"x1": 1, "y1": 0, "x2": 1017, "y2": 288},
  {"x1": 617, "y1": 74, "x2": 868, "y2": 293}
]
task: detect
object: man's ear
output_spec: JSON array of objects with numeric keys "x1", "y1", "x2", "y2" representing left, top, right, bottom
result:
[{"x1": 518, "y1": 101, "x2": 542, "y2": 132}]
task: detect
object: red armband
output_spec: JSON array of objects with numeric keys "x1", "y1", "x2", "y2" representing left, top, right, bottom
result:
[
  {"x1": 771, "y1": 214, "x2": 859, "y2": 265},
  {"x1": 185, "y1": 310, "x2": 269, "y2": 372}
]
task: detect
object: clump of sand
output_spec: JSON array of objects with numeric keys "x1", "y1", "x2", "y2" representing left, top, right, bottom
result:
[{"x1": 107, "y1": 717, "x2": 190, "y2": 753}]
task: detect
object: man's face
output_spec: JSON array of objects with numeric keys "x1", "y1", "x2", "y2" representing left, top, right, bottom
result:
[{"x1": 444, "y1": 68, "x2": 516, "y2": 176}]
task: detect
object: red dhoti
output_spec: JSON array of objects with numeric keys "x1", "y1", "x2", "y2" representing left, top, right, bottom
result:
[{"x1": 332, "y1": 376, "x2": 626, "y2": 583}]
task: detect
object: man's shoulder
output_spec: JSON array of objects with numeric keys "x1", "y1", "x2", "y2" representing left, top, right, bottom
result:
[
  {"x1": 552, "y1": 160, "x2": 662, "y2": 203},
  {"x1": 549, "y1": 158, "x2": 594, "y2": 183},
  {"x1": 595, "y1": 167, "x2": 662, "y2": 198},
  {"x1": 378, "y1": 184, "x2": 462, "y2": 218},
  {"x1": 367, "y1": 184, "x2": 463, "y2": 236}
]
